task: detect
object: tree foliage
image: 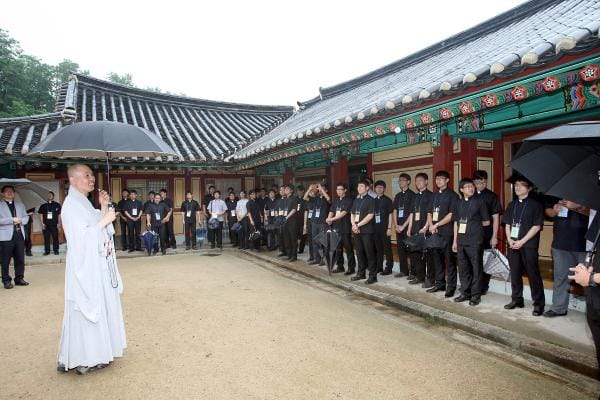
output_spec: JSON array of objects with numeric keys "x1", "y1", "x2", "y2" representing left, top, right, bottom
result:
[{"x1": 107, "y1": 72, "x2": 134, "y2": 87}]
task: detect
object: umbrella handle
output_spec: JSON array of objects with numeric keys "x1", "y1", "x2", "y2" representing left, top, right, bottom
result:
[{"x1": 584, "y1": 228, "x2": 600, "y2": 267}]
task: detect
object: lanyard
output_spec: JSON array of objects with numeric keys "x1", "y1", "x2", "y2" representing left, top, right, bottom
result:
[
  {"x1": 433, "y1": 190, "x2": 447, "y2": 209},
  {"x1": 355, "y1": 197, "x2": 365, "y2": 215},
  {"x1": 512, "y1": 199, "x2": 528, "y2": 225},
  {"x1": 414, "y1": 192, "x2": 424, "y2": 211}
]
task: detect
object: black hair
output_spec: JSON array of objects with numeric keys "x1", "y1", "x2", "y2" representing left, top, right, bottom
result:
[
  {"x1": 336, "y1": 183, "x2": 348, "y2": 190},
  {"x1": 48, "y1": 191, "x2": 55, "y2": 196},
  {"x1": 459, "y1": 178, "x2": 475, "y2": 189},
  {"x1": 365, "y1": 177, "x2": 373, "y2": 185},
  {"x1": 130, "y1": 190, "x2": 137, "y2": 195},
  {"x1": 208, "y1": 186, "x2": 215, "y2": 190},
  {"x1": 399, "y1": 173, "x2": 411, "y2": 181},
  {"x1": 435, "y1": 170, "x2": 450, "y2": 179},
  {"x1": 473, "y1": 170, "x2": 488, "y2": 180},
  {"x1": 122, "y1": 188, "x2": 130, "y2": 193},
  {"x1": 358, "y1": 179, "x2": 370, "y2": 187},
  {"x1": 415, "y1": 173, "x2": 429, "y2": 181},
  {"x1": 285, "y1": 184, "x2": 295, "y2": 191},
  {"x1": 1, "y1": 185, "x2": 15, "y2": 193},
  {"x1": 374, "y1": 180, "x2": 386, "y2": 188},
  {"x1": 214, "y1": 190, "x2": 221, "y2": 195},
  {"x1": 148, "y1": 191, "x2": 155, "y2": 196},
  {"x1": 296, "y1": 185, "x2": 305, "y2": 191},
  {"x1": 160, "y1": 188, "x2": 167, "y2": 194}
]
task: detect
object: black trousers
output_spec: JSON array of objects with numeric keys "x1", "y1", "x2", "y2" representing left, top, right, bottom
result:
[
  {"x1": 184, "y1": 220, "x2": 197, "y2": 248},
  {"x1": 373, "y1": 230, "x2": 393, "y2": 272},
  {"x1": 119, "y1": 218, "x2": 128, "y2": 249},
  {"x1": 167, "y1": 217, "x2": 176, "y2": 248},
  {"x1": 284, "y1": 220, "x2": 298, "y2": 258},
  {"x1": 127, "y1": 219, "x2": 141, "y2": 250},
  {"x1": 336, "y1": 231, "x2": 356, "y2": 271},
  {"x1": 457, "y1": 244, "x2": 483, "y2": 299},
  {"x1": 396, "y1": 231, "x2": 411, "y2": 275},
  {"x1": 410, "y1": 250, "x2": 433, "y2": 282},
  {"x1": 586, "y1": 304, "x2": 600, "y2": 378},
  {"x1": 239, "y1": 218, "x2": 250, "y2": 249},
  {"x1": 151, "y1": 224, "x2": 168, "y2": 253},
  {"x1": 24, "y1": 222, "x2": 32, "y2": 253},
  {"x1": 297, "y1": 220, "x2": 307, "y2": 253},
  {"x1": 229, "y1": 218, "x2": 239, "y2": 246},
  {"x1": 210, "y1": 222, "x2": 224, "y2": 248},
  {"x1": 249, "y1": 222, "x2": 262, "y2": 250},
  {"x1": 431, "y1": 237, "x2": 456, "y2": 288},
  {"x1": 353, "y1": 233, "x2": 376, "y2": 278},
  {"x1": 311, "y1": 221, "x2": 327, "y2": 263},
  {"x1": 277, "y1": 223, "x2": 287, "y2": 255},
  {"x1": 508, "y1": 247, "x2": 545, "y2": 308},
  {"x1": 1, "y1": 232, "x2": 25, "y2": 282},
  {"x1": 43, "y1": 225, "x2": 60, "y2": 253},
  {"x1": 305, "y1": 221, "x2": 314, "y2": 260}
]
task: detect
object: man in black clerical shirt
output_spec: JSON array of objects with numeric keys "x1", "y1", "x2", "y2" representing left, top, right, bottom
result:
[
  {"x1": 181, "y1": 191, "x2": 200, "y2": 250},
  {"x1": 428, "y1": 171, "x2": 459, "y2": 294},
  {"x1": 326, "y1": 183, "x2": 356, "y2": 274},
  {"x1": 38, "y1": 191, "x2": 62, "y2": 255},
  {"x1": 350, "y1": 180, "x2": 377, "y2": 284},
  {"x1": 124, "y1": 189, "x2": 143, "y2": 252},
  {"x1": 373, "y1": 181, "x2": 394, "y2": 275},
  {"x1": 502, "y1": 174, "x2": 545, "y2": 316},
  {"x1": 392, "y1": 173, "x2": 414, "y2": 278},
  {"x1": 160, "y1": 188, "x2": 176, "y2": 249},
  {"x1": 451, "y1": 178, "x2": 490, "y2": 306}
]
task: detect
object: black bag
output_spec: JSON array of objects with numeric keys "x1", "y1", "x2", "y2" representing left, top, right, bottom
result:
[
  {"x1": 403, "y1": 234, "x2": 426, "y2": 252},
  {"x1": 230, "y1": 222, "x2": 242, "y2": 232},
  {"x1": 249, "y1": 228, "x2": 262, "y2": 241},
  {"x1": 423, "y1": 233, "x2": 448, "y2": 250}
]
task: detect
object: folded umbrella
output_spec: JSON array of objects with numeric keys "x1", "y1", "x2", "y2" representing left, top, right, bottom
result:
[
  {"x1": 140, "y1": 229, "x2": 158, "y2": 256},
  {"x1": 196, "y1": 227, "x2": 207, "y2": 248},
  {"x1": 325, "y1": 229, "x2": 342, "y2": 275}
]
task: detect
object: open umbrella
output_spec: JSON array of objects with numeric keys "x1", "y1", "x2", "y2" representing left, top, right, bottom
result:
[
  {"x1": 510, "y1": 121, "x2": 600, "y2": 210},
  {"x1": 0, "y1": 178, "x2": 48, "y2": 211},
  {"x1": 28, "y1": 121, "x2": 179, "y2": 189}
]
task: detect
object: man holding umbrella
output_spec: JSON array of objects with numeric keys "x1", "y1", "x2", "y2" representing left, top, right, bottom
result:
[
  {"x1": 146, "y1": 193, "x2": 171, "y2": 255},
  {"x1": 117, "y1": 189, "x2": 130, "y2": 251},
  {"x1": 123, "y1": 190, "x2": 143, "y2": 252}
]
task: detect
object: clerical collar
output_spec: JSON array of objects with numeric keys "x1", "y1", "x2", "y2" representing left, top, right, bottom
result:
[
  {"x1": 5, "y1": 200, "x2": 13, "y2": 204},
  {"x1": 418, "y1": 190, "x2": 425, "y2": 195},
  {"x1": 439, "y1": 188, "x2": 447, "y2": 194},
  {"x1": 358, "y1": 195, "x2": 364, "y2": 199}
]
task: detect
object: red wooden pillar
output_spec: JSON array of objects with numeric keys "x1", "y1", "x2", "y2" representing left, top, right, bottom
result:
[
  {"x1": 459, "y1": 138, "x2": 478, "y2": 181},
  {"x1": 328, "y1": 155, "x2": 348, "y2": 200},
  {"x1": 366, "y1": 153, "x2": 373, "y2": 179},
  {"x1": 283, "y1": 167, "x2": 294, "y2": 185},
  {"x1": 432, "y1": 131, "x2": 454, "y2": 186}
]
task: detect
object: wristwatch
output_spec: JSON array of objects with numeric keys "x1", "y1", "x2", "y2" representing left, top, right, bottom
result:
[{"x1": 590, "y1": 272, "x2": 598, "y2": 287}]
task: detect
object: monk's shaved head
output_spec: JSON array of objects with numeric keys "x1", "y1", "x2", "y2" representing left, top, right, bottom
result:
[{"x1": 67, "y1": 164, "x2": 91, "y2": 177}]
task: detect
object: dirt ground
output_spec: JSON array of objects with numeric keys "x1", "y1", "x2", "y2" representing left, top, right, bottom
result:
[{"x1": 0, "y1": 251, "x2": 591, "y2": 399}]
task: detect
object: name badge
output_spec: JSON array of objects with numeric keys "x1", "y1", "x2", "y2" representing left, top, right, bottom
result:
[
  {"x1": 432, "y1": 207, "x2": 440, "y2": 222},
  {"x1": 375, "y1": 213, "x2": 381, "y2": 224},
  {"x1": 510, "y1": 224, "x2": 520, "y2": 239},
  {"x1": 354, "y1": 213, "x2": 360, "y2": 223},
  {"x1": 308, "y1": 210, "x2": 313, "y2": 219},
  {"x1": 398, "y1": 208, "x2": 404, "y2": 219},
  {"x1": 132, "y1": 208, "x2": 138, "y2": 215},
  {"x1": 270, "y1": 210, "x2": 275, "y2": 217},
  {"x1": 155, "y1": 212, "x2": 161, "y2": 220},
  {"x1": 47, "y1": 212, "x2": 53, "y2": 220},
  {"x1": 414, "y1": 212, "x2": 420, "y2": 221},
  {"x1": 211, "y1": 213, "x2": 217, "y2": 219},
  {"x1": 558, "y1": 206, "x2": 568, "y2": 218},
  {"x1": 232, "y1": 210, "x2": 237, "y2": 217},
  {"x1": 458, "y1": 218, "x2": 467, "y2": 234},
  {"x1": 186, "y1": 210, "x2": 191, "y2": 217},
  {"x1": 315, "y1": 210, "x2": 320, "y2": 218}
]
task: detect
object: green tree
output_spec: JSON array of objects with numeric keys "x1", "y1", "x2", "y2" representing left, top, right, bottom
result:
[{"x1": 107, "y1": 72, "x2": 134, "y2": 87}]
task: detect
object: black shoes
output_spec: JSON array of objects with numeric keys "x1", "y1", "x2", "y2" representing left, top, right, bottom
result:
[
  {"x1": 394, "y1": 272, "x2": 407, "y2": 278},
  {"x1": 3, "y1": 281, "x2": 13, "y2": 289},
  {"x1": 421, "y1": 279, "x2": 434, "y2": 289},
  {"x1": 408, "y1": 279, "x2": 424, "y2": 285},
  {"x1": 128, "y1": 249, "x2": 135, "y2": 253},
  {"x1": 307, "y1": 260, "x2": 318, "y2": 265},
  {"x1": 469, "y1": 298, "x2": 481, "y2": 306},
  {"x1": 343, "y1": 269, "x2": 356, "y2": 276},
  {"x1": 54, "y1": 251, "x2": 59, "y2": 255},
  {"x1": 26, "y1": 251, "x2": 33, "y2": 257},
  {"x1": 306, "y1": 258, "x2": 315, "y2": 263},
  {"x1": 350, "y1": 275, "x2": 366, "y2": 281},
  {"x1": 277, "y1": 253, "x2": 287, "y2": 258},
  {"x1": 543, "y1": 310, "x2": 567, "y2": 318},
  {"x1": 381, "y1": 269, "x2": 393, "y2": 276},
  {"x1": 532, "y1": 307, "x2": 544, "y2": 317},
  {"x1": 365, "y1": 276, "x2": 377, "y2": 284},
  {"x1": 426, "y1": 285, "x2": 446, "y2": 293},
  {"x1": 444, "y1": 290, "x2": 455, "y2": 298},
  {"x1": 332, "y1": 268, "x2": 345, "y2": 274},
  {"x1": 504, "y1": 300, "x2": 525, "y2": 310},
  {"x1": 43, "y1": 252, "x2": 50, "y2": 256},
  {"x1": 14, "y1": 279, "x2": 29, "y2": 286},
  {"x1": 454, "y1": 295, "x2": 470, "y2": 303}
]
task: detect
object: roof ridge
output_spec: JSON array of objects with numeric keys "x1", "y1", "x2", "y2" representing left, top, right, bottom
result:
[
  {"x1": 317, "y1": 0, "x2": 560, "y2": 100},
  {"x1": 72, "y1": 74, "x2": 294, "y2": 114},
  {"x1": 0, "y1": 112, "x2": 62, "y2": 125}
]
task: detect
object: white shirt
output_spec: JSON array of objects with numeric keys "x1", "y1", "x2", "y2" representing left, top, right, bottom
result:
[{"x1": 236, "y1": 199, "x2": 248, "y2": 219}]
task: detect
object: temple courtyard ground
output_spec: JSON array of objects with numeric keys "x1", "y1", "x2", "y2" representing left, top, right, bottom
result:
[{"x1": 0, "y1": 251, "x2": 595, "y2": 399}]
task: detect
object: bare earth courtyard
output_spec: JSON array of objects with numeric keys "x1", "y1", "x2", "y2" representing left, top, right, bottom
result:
[{"x1": 0, "y1": 252, "x2": 590, "y2": 400}]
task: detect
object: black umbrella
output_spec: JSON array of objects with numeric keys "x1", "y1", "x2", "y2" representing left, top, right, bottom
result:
[
  {"x1": 28, "y1": 121, "x2": 179, "y2": 188},
  {"x1": 510, "y1": 121, "x2": 600, "y2": 210},
  {"x1": 314, "y1": 228, "x2": 341, "y2": 275}
]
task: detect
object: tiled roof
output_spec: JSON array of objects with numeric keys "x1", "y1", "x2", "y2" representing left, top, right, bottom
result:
[
  {"x1": 0, "y1": 74, "x2": 293, "y2": 163},
  {"x1": 234, "y1": 0, "x2": 600, "y2": 161}
]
